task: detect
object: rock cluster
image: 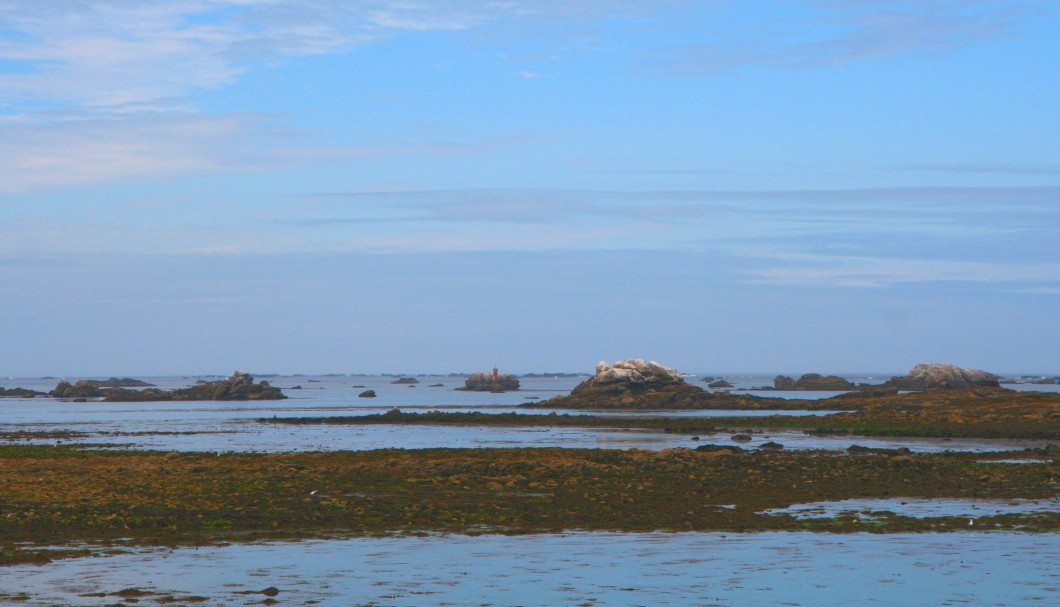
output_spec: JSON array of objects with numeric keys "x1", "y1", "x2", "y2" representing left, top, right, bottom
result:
[
  {"x1": 773, "y1": 373, "x2": 854, "y2": 391},
  {"x1": 96, "y1": 377, "x2": 155, "y2": 387},
  {"x1": 101, "y1": 371, "x2": 286, "y2": 402},
  {"x1": 49, "y1": 380, "x2": 103, "y2": 399},
  {"x1": 879, "y1": 363, "x2": 999, "y2": 391},
  {"x1": 460, "y1": 369, "x2": 520, "y2": 392}
]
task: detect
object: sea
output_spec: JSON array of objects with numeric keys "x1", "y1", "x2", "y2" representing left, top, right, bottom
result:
[{"x1": 1, "y1": 373, "x2": 1057, "y2": 606}]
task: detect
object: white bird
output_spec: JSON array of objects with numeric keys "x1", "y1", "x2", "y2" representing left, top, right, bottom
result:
[
  {"x1": 310, "y1": 490, "x2": 318, "y2": 496},
  {"x1": 968, "y1": 519, "x2": 975, "y2": 526}
]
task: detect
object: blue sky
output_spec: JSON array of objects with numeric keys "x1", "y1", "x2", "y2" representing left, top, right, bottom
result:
[{"x1": 1, "y1": 1, "x2": 1057, "y2": 376}]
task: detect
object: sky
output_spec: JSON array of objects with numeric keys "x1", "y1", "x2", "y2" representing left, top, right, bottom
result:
[{"x1": 1, "y1": 0, "x2": 1057, "y2": 377}]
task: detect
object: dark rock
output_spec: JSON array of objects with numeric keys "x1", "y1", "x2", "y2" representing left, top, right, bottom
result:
[
  {"x1": 391, "y1": 377, "x2": 419, "y2": 384},
  {"x1": 101, "y1": 371, "x2": 286, "y2": 402},
  {"x1": 459, "y1": 368, "x2": 520, "y2": 392},
  {"x1": 730, "y1": 434, "x2": 753, "y2": 443},
  {"x1": 358, "y1": 390, "x2": 377, "y2": 398},
  {"x1": 429, "y1": 383, "x2": 444, "y2": 387},
  {"x1": 694, "y1": 444, "x2": 744, "y2": 453},
  {"x1": 289, "y1": 385, "x2": 303, "y2": 389},
  {"x1": 261, "y1": 587, "x2": 280, "y2": 597},
  {"x1": 773, "y1": 373, "x2": 854, "y2": 391},
  {"x1": 877, "y1": 363, "x2": 1000, "y2": 391},
  {"x1": 95, "y1": 377, "x2": 155, "y2": 388},
  {"x1": 759, "y1": 441, "x2": 784, "y2": 450},
  {"x1": 49, "y1": 380, "x2": 103, "y2": 399},
  {"x1": 707, "y1": 379, "x2": 734, "y2": 389},
  {"x1": 0, "y1": 387, "x2": 47, "y2": 398}
]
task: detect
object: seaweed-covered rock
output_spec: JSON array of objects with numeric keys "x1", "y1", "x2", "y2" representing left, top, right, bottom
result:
[
  {"x1": 102, "y1": 372, "x2": 286, "y2": 402},
  {"x1": 460, "y1": 369, "x2": 520, "y2": 392},
  {"x1": 773, "y1": 373, "x2": 854, "y2": 391},
  {"x1": 707, "y1": 379, "x2": 734, "y2": 389},
  {"x1": 49, "y1": 380, "x2": 103, "y2": 399},
  {"x1": 880, "y1": 364, "x2": 1000, "y2": 390},
  {"x1": 358, "y1": 390, "x2": 377, "y2": 398},
  {"x1": 0, "y1": 387, "x2": 47, "y2": 398},
  {"x1": 390, "y1": 377, "x2": 419, "y2": 384}
]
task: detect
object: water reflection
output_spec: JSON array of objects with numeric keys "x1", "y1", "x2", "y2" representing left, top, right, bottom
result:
[{"x1": 5, "y1": 532, "x2": 1058, "y2": 607}]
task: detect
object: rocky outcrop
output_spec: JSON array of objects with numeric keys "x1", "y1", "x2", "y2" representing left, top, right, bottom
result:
[
  {"x1": 459, "y1": 369, "x2": 520, "y2": 392},
  {"x1": 358, "y1": 390, "x2": 377, "y2": 398},
  {"x1": 96, "y1": 377, "x2": 155, "y2": 387},
  {"x1": 879, "y1": 364, "x2": 1000, "y2": 391},
  {"x1": 591, "y1": 359, "x2": 684, "y2": 387},
  {"x1": 49, "y1": 380, "x2": 103, "y2": 399},
  {"x1": 101, "y1": 371, "x2": 286, "y2": 402},
  {"x1": 535, "y1": 359, "x2": 713, "y2": 408},
  {"x1": 774, "y1": 373, "x2": 854, "y2": 391},
  {"x1": 390, "y1": 377, "x2": 419, "y2": 384},
  {"x1": 707, "y1": 379, "x2": 734, "y2": 389}
]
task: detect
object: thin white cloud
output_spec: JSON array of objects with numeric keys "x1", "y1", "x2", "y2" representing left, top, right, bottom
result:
[
  {"x1": 742, "y1": 252, "x2": 1060, "y2": 288},
  {"x1": 643, "y1": 1, "x2": 1035, "y2": 75}
]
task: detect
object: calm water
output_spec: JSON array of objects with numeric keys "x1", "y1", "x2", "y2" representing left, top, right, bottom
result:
[
  {"x1": 3, "y1": 532, "x2": 1058, "y2": 607},
  {"x1": 1, "y1": 375, "x2": 1056, "y2": 453}
]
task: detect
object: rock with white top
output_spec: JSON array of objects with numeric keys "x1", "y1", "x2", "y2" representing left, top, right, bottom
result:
[{"x1": 881, "y1": 363, "x2": 1000, "y2": 390}]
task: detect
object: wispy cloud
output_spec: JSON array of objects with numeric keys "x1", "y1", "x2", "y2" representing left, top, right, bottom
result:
[
  {"x1": 643, "y1": 1, "x2": 1035, "y2": 75},
  {"x1": 741, "y1": 251, "x2": 1060, "y2": 289}
]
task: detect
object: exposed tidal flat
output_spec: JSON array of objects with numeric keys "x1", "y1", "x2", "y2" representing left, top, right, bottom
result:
[{"x1": 1, "y1": 373, "x2": 1058, "y2": 605}]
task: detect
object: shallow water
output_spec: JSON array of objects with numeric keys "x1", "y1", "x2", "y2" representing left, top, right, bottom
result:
[
  {"x1": 1, "y1": 375, "x2": 1056, "y2": 453},
  {"x1": 3, "y1": 532, "x2": 1058, "y2": 607},
  {"x1": 762, "y1": 497, "x2": 1060, "y2": 519}
]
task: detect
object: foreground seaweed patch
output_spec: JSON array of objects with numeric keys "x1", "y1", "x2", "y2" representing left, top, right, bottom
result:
[{"x1": 0, "y1": 445, "x2": 1057, "y2": 564}]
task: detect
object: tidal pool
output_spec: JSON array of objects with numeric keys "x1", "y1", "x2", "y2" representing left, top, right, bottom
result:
[
  {"x1": 3, "y1": 532, "x2": 1058, "y2": 606},
  {"x1": 761, "y1": 497, "x2": 1060, "y2": 520}
]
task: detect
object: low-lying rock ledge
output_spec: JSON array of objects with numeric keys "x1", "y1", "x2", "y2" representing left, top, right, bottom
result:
[{"x1": 0, "y1": 387, "x2": 47, "y2": 398}]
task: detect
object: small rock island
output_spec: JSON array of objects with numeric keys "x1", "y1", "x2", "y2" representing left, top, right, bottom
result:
[
  {"x1": 876, "y1": 363, "x2": 999, "y2": 390},
  {"x1": 533, "y1": 359, "x2": 713, "y2": 408},
  {"x1": 773, "y1": 373, "x2": 855, "y2": 391},
  {"x1": 459, "y1": 368, "x2": 520, "y2": 392}
]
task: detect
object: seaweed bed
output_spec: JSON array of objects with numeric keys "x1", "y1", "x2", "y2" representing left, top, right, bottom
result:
[
  {"x1": 1, "y1": 444, "x2": 1057, "y2": 565},
  {"x1": 261, "y1": 401, "x2": 1060, "y2": 439}
]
